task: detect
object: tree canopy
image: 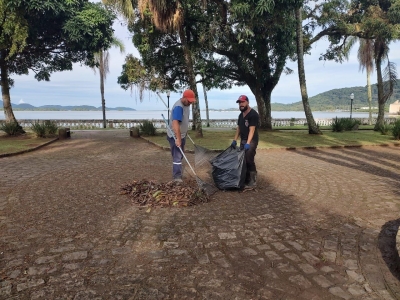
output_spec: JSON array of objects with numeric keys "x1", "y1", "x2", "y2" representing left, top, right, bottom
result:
[{"x1": 1, "y1": 0, "x2": 115, "y2": 127}]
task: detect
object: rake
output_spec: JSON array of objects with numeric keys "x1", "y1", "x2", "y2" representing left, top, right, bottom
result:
[{"x1": 161, "y1": 114, "x2": 217, "y2": 196}]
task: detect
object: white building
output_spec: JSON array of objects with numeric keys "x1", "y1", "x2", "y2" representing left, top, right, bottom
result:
[{"x1": 389, "y1": 100, "x2": 400, "y2": 115}]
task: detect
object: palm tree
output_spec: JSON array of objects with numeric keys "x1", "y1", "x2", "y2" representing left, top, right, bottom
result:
[
  {"x1": 344, "y1": 37, "x2": 375, "y2": 125},
  {"x1": 103, "y1": 0, "x2": 204, "y2": 137},
  {"x1": 92, "y1": 37, "x2": 125, "y2": 128},
  {"x1": 295, "y1": 6, "x2": 321, "y2": 134},
  {"x1": 357, "y1": 39, "x2": 375, "y2": 125},
  {"x1": 373, "y1": 37, "x2": 397, "y2": 131}
]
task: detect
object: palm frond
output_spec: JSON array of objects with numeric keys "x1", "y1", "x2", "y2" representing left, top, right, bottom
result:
[
  {"x1": 382, "y1": 60, "x2": 398, "y2": 103},
  {"x1": 103, "y1": 0, "x2": 135, "y2": 21},
  {"x1": 357, "y1": 38, "x2": 374, "y2": 74},
  {"x1": 138, "y1": 0, "x2": 183, "y2": 32},
  {"x1": 343, "y1": 36, "x2": 358, "y2": 61},
  {"x1": 111, "y1": 37, "x2": 126, "y2": 53}
]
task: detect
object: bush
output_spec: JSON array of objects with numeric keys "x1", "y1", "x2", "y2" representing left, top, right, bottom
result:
[
  {"x1": 331, "y1": 118, "x2": 360, "y2": 132},
  {"x1": 391, "y1": 119, "x2": 400, "y2": 140},
  {"x1": 139, "y1": 120, "x2": 156, "y2": 136},
  {"x1": 377, "y1": 122, "x2": 393, "y2": 135},
  {"x1": 44, "y1": 120, "x2": 58, "y2": 135},
  {"x1": 331, "y1": 117, "x2": 344, "y2": 132},
  {"x1": 31, "y1": 121, "x2": 47, "y2": 137},
  {"x1": 30, "y1": 120, "x2": 58, "y2": 137},
  {"x1": 0, "y1": 121, "x2": 22, "y2": 136}
]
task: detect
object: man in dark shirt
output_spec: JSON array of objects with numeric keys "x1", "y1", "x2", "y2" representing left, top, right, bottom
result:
[{"x1": 231, "y1": 95, "x2": 259, "y2": 188}]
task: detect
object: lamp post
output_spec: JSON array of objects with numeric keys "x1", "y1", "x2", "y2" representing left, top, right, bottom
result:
[
  {"x1": 167, "y1": 91, "x2": 171, "y2": 124},
  {"x1": 350, "y1": 93, "x2": 354, "y2": 120}
]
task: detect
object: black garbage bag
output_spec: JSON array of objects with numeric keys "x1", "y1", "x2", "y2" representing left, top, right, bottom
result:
[{"x1": 210, "y1": 146, "x2": 246, "y2": 190}]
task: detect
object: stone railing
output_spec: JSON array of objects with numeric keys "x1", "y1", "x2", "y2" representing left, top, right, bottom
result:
[{"x1": 0, "y1": 117, "x2": 397, "y2": 129}]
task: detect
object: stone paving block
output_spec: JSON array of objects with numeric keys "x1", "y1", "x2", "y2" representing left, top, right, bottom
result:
[
  {"x1": 328, "y1": 286, "x2": 352, "y2": 299},
  {"x1": 1, "y1": 133, "x2": 400, "y2": 299},
  {"x1": 312, "y1": 275, "x2": 333, "y2": 288},
  {"x1": 298, "y1": 263, "x2": 317, "y2": 274}
]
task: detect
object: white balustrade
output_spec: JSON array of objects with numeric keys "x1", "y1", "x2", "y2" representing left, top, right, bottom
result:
[{"x1": 1, "y1": 117, "x2": 398, "y2": 129}]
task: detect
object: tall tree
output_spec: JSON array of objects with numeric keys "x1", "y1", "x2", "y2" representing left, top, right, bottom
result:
[
  {"x1": 0, "y1": 0, "x2": 115, "y2": 132},
  {"x1": 206, "y1": 0, "x2": 302, "y2": 130},
  {"x1": 358, "y1": 39, "x2": 375, "y2": 125},
  {"x1": 344, "y1": 37, "x2": 375, "y2": 125},
  {"x1": 92, "y1": 37, "x2": 125, "y2": 128},
  {"x1": 105, "y1": 0, "x2": 205, "y2": 137},
  {"x1": 295, "y1": 5, "x2": 321, "y2": 134},
  {"x1": 308, "y1": 0, "x2": 399, "y2": 129}
]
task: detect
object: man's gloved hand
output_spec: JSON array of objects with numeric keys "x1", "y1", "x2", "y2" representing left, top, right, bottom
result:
[
  {"x1": 231, "y1": 140, "x2": 237, "y2": 148},
  {"x1": 244, "y1": 143, "x2": 250, "y2": 151}
]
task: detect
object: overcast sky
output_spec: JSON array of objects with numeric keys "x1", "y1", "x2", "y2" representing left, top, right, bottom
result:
[{"x1": 10, "y1": 15, "x2": 400, "y2": 111}]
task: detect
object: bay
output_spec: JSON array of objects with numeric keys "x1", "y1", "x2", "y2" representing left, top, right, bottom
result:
[{"x1": 0, "y1": 110, "x2": 379, "y2": 120}]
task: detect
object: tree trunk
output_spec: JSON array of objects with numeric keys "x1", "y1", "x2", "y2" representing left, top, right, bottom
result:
[
  {"x1": 100, "y1": 50, "x2": 107, "y2": 129},
  {"x1": 179, "y1": 27, "x2": 203, "y2": 137},
  {"x1": 295, "y1": 7, "x2": 321, "y2": 134},
  {"x1": 252, "y1": 89, "x2": 270, "y2": 130},
  {"x1": 1, "y1": 50, "x2": 24, "y2": 133},
  {"x1": 367, "y1": 72, "x2": 372, "y2": 125},
  {"x1": 202, "y1": 82, "x2": 210, "y2": 127},
  {"x1": 374, "y1": 55, "x2": 385, "y2": 130}
]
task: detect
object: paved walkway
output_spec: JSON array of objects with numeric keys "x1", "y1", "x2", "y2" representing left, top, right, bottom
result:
[{"x1": 1, "y1": 130, "x2": 400, "y2": 299}]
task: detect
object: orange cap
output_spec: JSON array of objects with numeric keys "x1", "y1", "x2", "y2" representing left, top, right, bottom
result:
[{"x1": 183, "y1": 89, "x2": 196, "y2": 103}]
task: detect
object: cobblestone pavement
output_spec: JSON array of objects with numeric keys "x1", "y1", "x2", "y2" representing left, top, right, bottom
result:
[{"x1": 1, "y1": 130, "x2": 400, "y2": 299}]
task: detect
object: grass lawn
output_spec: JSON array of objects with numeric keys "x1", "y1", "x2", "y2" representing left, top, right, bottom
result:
[
  {"x1": 1, "y1": 128, "x2": 399, "y2": 156},
  {"x1": 144, "y1": 128, "x2": 400, "y2": 151},
  {"x1": 0, "y1": 132, "x2": 56, "y2": 155}
]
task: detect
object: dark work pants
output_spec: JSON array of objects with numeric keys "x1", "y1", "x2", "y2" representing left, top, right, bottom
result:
[
  {"x1": 167, "y1": 136, "x2": 186, "y2": 179},
  {"x1": 240, "y1": 140, "x2": 258, "y2": 173}
]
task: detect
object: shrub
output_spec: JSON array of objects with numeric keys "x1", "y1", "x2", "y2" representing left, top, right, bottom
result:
[
  {"x1": 331, "y1": 118, "x2": 360, "y2": 132},
  {"x1": 378, "y1": 122, "x2": 392, "y2": 135},
  {"x1": 331, "y1": 117, "x2": 344, "y2": 132},
  {"x1": 139, "y1": 120, "x2": 156, "y2": 136},
  {"x1": 0, "y1": 121, "x2": 22, "y2": 136},
  {"x1": 31, "y1": 121, "x2": 47, "y2": 137},
  {"x1": 391, "y1": 119, "x2": 400, "y2": 140},
  {"x1": 44, "y1": 120, "x2": 58, "y2": 135}
]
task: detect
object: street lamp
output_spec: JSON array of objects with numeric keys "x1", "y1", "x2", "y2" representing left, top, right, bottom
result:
[
  {"x1": 167, "y1": 91, "x2": 171, "y2": 124},
  {"x1": 350, "y1": 93, "x2": 354, "y2": 120}
]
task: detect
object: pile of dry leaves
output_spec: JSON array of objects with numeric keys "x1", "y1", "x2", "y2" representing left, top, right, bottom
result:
[{"x1": 120, "y1": 179, "x2": 210, "y2": 208}]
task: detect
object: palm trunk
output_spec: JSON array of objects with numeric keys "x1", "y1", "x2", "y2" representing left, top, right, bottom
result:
[
  {"x1": 100, "y1": 51, "x2": 107, "y2": 128},
  {"x1": 178, "y1": 27, "x2": 203, "y2": 137},
  {"x1": 202, "y1": 82, "x2": 210, "y2": 127},
  {"x1": 367, "y1": 72, "x2": 372, "y2": 125},
  {"x1": 295, "y1": 7, "x2": 321, "y2": 134},
  {"x1": 1, "y1": 50, "x2": 24, "y2": 133},
  {"x1": 374, "y1": 55, "x2": 385, "y2": 130}
]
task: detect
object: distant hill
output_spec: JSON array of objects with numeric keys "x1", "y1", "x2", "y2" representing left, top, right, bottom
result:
[
  {"x1": 271, "y1": 80, "x2": 400, "y2": 111},
  {"x1": 0, "y1": 101, "x2": 136, "y2": 111},
  {"x1": 1, "y1": 81, "x2": 399, "y2": 112}
]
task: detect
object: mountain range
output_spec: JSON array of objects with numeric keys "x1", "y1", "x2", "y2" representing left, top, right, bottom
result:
[
  {"x1": 0, "y1": 101, "x2": 136, "y2": 111},
  {"x1": 271, "y1": 80, "x2": 400, "y2": 111},
  {"x1": 1, "y1": 80, "x2": 399, "y2": 111}
]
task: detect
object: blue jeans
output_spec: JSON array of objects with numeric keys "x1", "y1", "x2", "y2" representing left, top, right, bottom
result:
[{"x1": 167, "y1": 136, "x2": 186, "y2": 179}]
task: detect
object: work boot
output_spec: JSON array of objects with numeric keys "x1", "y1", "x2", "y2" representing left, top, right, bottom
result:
[
  {"x1": 174, "y1": 178, "x2": 183, "y2": 185},
  {"x1": 244, "y1": 171, "x2": 257, "y2": 188}
]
